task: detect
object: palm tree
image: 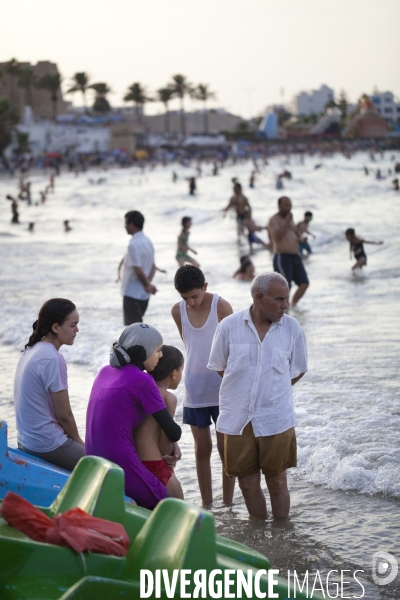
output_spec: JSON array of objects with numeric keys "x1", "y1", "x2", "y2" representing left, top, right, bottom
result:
[
  {"x1": 191, "y1": 84, "x2": 217, "y2": 134},
  {"x1": 17, "y1": 67, "x2": 37, "y2": 110},
  {"x1": 156, "y1": 87, "x2": 174, "y2": 134},
  {"x1": 124, "y1": 83, "x2": 152, "y2": 123},
  {"x1": 0, "y1": 98, "x2": 19, "y2": 166},
  {"x1": 37, "y1": 72, "x2": 62, "y2": 121},
  {"x1": 90, "y1": 83, "x2": 112, "y2": 113},
  {"x1": 169, "y1": 74, "x2": 193, "y2": 136},
  {"x1": 67, "y1": 72, "x2": 91, "y2": 112},
  {"x1": 4, "y1": 58, "x2": 20, "y2": 107}
]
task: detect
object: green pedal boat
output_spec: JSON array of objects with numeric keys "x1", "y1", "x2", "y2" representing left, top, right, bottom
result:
[{"x1": 0, "y1": 456, "x2": 322, "y2": 599}]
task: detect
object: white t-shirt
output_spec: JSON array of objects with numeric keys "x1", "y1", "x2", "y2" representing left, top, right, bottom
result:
[
  {"x1": 121, "y1": 231, "x2": 155, "y2": 301},
  {"x1": 207, "y1": 309, "x2": 308, "y2": 436},
  {"x1": 14, "y1": 342, "x2": 69, "y2": 452}
]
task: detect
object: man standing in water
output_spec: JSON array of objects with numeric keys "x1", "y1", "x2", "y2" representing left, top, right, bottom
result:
[
  {"x1": 208, "y1": 272, "x2": 307, "y2": 519},
  {"x1": 223, "y1": 182, "x2": 252, "y2": 239},
  {"x1": 119, "y1": 210, "x2": 157, "y2": 325},
  {"x1": 268, "y1": 197, "x2": 309, "y2": 307}
]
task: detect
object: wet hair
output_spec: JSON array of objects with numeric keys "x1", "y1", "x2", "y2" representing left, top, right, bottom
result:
[
  {"x1": 305, "y1": 211, "x2": 313, "y2": 218},
  {"x1": 240, "y1": 260, "x2": 253, "y2": 274},
  {"x1": 125, "y1": 210, "x2": 144, "y2": 230},
  {"x1": 181, "y1": 216, "x2": 192, "y2": 228},
  {"x1": 278, "y1": 196, "x2": 290, "y2": 206},
  {"x1": 345, "y1": 228, "x2": 355, "y2": 236},
  {"x1": 240, "y1": 255, "x2": 250, "y2": 264},
  {"x1": 25, "y1": 298, "x2": 76, "y2": 350},
  {"x1": 250, "y1": 272, "x2": 288, "y2": 298},
  {"x1": 150, "y1": 345, "x2": 184, "y2": 382},
  {"x1": 174, "y1": 265, "x2": 205, "y2": 293}
]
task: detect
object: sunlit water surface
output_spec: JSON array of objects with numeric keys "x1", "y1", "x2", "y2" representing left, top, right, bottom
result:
[{"x1": 1, "y1": 152, "x2": 399, "y2": 598}]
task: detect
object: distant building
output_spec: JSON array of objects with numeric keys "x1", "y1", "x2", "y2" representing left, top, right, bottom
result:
[
  {"x1": 370, "y1": 91, "x2": 400, "y2": 126},
  {"x1": 143, "y1": 109, "x2": 244, "y2": 135},
  {"x1": 0, "y1": 60, "x2": 67, "y2": 120},
  {"x1": 294, "y1": 85, "x2": 334, "y2": 117}
]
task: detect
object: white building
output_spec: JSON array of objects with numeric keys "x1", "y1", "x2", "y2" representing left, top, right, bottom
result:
[
  {"x1": 294, "y1": 85, "x2": 334, "y2": 117},
  {"x1": 370, "y1": 91, "x2": 400, "y2": 125}
]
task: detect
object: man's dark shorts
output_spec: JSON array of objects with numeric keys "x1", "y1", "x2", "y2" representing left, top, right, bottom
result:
[
  {"x1": 273, "y1": 253, "x2": 309, "y2": 289},
  {"x1": 183, "y1": 406, "x2": 219, "y2": 429},
  {"x1": 123, "y1": 296, "x2": 149, "y2": 325}
]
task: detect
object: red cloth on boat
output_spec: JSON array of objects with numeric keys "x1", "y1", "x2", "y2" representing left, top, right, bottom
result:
[{"x1": 1, "y1": 491, "x2": 130, "y2": 556}]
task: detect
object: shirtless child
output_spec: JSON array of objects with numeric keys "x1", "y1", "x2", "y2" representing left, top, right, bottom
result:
[
  {"x1": 296, "y1": 211, "x2": 316, "y2": 256},
  {"x1": 172, "y1": 266, "x2": 235, "y2": 507},
  {"x1": 134, "y1": 345, "x2": 184, "y2": 499},
  {"x1": 244, "y1": 215, "x2": 272, "y2": 253},
  {"x1": 176, "y1": 216, "x2": 199, "y2": 267},
  {"x1": 223, "y1": 182, "x2": 252, "y2": 238}
]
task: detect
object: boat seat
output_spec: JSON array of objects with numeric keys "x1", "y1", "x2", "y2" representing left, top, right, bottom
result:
[
  {"x1": 48, "y1": 455, "x2": 148, "y2": 541},
  {"x1": 49, "y1": 455, "x2": 127, "y2": 520}
]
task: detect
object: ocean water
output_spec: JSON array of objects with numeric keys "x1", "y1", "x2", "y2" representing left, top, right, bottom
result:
[{"x1": 1, "y1": 152, "x2": 399, "y2": 598}]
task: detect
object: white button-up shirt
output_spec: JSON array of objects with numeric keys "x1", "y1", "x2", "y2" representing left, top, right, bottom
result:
[
  {"x1": 121, "y1": 231, "x2": 154, "y2": 301},
  {"x1": 207, "y1": 308, "x2": 308, "y2": 436}
]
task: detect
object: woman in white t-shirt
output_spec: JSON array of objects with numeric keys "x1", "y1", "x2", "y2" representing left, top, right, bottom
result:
[{"x1": 14, "y1": 298, "x2": 85, "y2": 470}]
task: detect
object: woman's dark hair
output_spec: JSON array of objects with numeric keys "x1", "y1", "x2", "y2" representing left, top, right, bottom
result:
[
  {"x1": 181, "y1": 216, "x2": 191, "y2": 227},
  {"x1": 174, "y1": 265, "x2": 205, "y2": 293},
  {"x1": 25, "y1": 298, "x2": 76, "y2": 350},
  {"x1": 151, "y1": 345, "x2": 184, "y2": 382},
  {"x1": 345, "y1": 228, "x2": 355, "y2": 236}
]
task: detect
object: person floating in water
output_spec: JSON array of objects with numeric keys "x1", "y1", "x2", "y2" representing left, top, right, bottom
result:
[
  {"x1": 233, "y1": 256, "x2": 255, "y2": 281},
  {"x1": 345, "y1": 228, "x2": 383, "y2": 270},
  {"x1": 176, "y1": 216, "x2": 199, "y2": 267},
  {"x1": 297, "y1": 211, "x2": 316, "y2": 256}
]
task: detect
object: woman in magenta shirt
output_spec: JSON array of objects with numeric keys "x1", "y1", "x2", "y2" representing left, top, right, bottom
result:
[{"x1": 85, "y1": 323, "x2": 181, "y2": 509}]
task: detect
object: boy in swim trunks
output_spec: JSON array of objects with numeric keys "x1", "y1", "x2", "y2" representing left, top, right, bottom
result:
[
  {"x1": 244, "y1": 215, "x2": 272, "y2": 253},
  {"x1": 345, "y1": 228, "x2": 384, "y2": 270},
  {"x1": 176, "y1": 216, "x2": 199, "y2": 267},
  {"x1": 134, "y1": 345, "x2": 184, "y2": 499}
]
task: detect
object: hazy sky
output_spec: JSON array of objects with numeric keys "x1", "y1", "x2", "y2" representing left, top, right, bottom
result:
[{"x1": 2, "y1": 0, "x2": 400, "y2": 117}]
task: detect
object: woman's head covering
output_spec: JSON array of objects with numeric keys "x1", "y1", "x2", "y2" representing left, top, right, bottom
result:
[{"x1": 110, "y1": 323, "x2": 163, "y2": 369}]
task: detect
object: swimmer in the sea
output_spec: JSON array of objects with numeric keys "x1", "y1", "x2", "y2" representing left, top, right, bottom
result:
[{"x1": 345, "y1": 228, "x2": 383, "y2": 270}]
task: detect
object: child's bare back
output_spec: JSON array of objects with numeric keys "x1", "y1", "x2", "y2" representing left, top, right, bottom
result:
[{"x1": 134, "y1": 346, "x2": 184, "y2": 500}]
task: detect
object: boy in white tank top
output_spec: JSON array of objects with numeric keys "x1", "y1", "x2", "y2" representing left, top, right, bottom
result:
[{"x1": 172, "y1": 266, "x2": 235, "y2": 507}]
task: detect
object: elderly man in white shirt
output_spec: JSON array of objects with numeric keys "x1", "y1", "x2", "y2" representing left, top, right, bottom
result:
[{"x1": 207, "y1": 272, "x2": 307, "y2": 519}]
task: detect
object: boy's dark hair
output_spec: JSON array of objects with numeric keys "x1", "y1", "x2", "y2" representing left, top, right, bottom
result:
[
  {"x1": 181, "y1": 216, "x2": 191, "y2": 227},
  {"x1": 125, "y1": 210, "x2": 144, "y2": 230},
  {"x1": 151, "y1": 345, "x2": 184, "y2": 382},
  {"x1": 305, "y1": 211, "x2": 313, "y2": 218},
  {"x1": 345, "y1": 228, "x2": 355, "y2": 236},
  {"x1": 174, "y1": 265, "x2": 205, "y2": 293}
]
